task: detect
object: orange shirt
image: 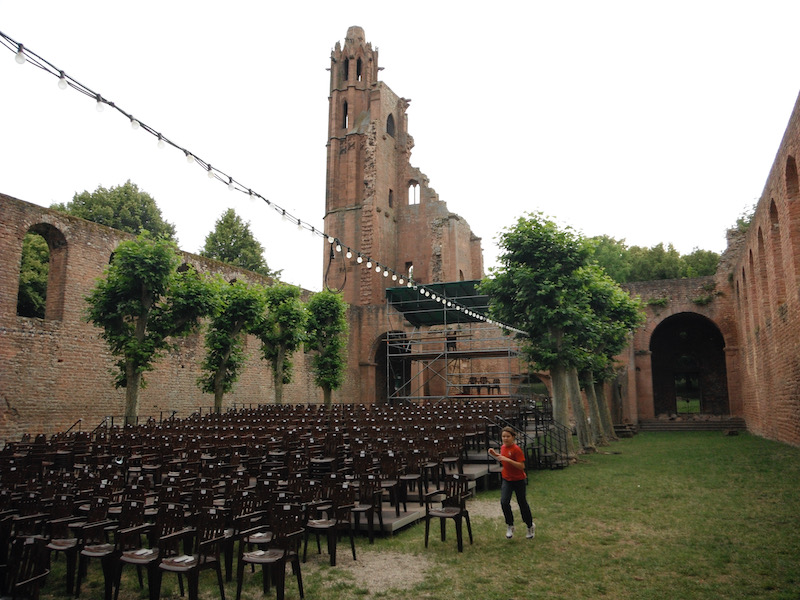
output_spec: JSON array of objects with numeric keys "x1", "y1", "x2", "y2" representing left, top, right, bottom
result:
[{"x1": 500, "y1": 443, "x2": 526, "y2": 481}]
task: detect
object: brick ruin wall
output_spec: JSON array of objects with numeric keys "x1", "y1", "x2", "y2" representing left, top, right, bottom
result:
[{"x1": 0, "y1": 194, "x2": 323, "y2": 444}]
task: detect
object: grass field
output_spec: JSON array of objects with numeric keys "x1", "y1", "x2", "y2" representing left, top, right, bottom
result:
[{"x1": 42, "y1": 431, "x2": 800, "y2": 600}]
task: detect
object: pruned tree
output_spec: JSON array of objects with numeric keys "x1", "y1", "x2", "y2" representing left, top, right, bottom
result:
[
  {"x1": 52, "y1": 180, "x2": 176, "y2": 239},
  {"x1": 255, "y1": 284, "x2": 306, "y2": 404},
  {"x1": 481, "y1": 213, "x2": 594, "y2": 456},
  {"x1": 198, "y1": 279, "x2": 266, "y2": 412},
  {"x1": 85, "y1": 233, "x2": 213, "y2": 423},
  {"x1": 305, "y1": 289, "x2": 348, "y2": 407},
  {"x1": 200, "y1": 209, "x2": 279, "y2": 278}
]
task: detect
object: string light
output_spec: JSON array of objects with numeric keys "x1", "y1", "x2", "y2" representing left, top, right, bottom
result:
[{"x1": 0, "y1": 28, "x2": 528, "y2": 336}]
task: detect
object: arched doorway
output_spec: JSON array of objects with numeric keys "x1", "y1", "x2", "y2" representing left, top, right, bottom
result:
[
  {"x1": 650, "y1": 313, "x2": 729, "y2": 416},
  {"x1": 374, "y1": 331, "x2": 411, "y2": 405}
]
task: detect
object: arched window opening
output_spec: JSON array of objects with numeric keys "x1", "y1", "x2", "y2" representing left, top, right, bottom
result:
[
  {"x1": 342, "y1": 101, "x2": 349, "y2": 130},
  {"x1": 769, "y1": 200, "x2": 786, "y2": 303},
  {"x1": 388, "y1": 189, "x2": 394, "y2": 208},
  {"x1": 786, "y1": 155, "x2": 798, "y2": 200},
  {"x1": 17, "y1": 231, "x2": 50, "y2": 318},
  {"x1": 356, "y1": 58, "x2": 363, "y2": 81},
  {"x1": 386, "y1": 113, "x2": 395, "y2": 137},
  {"x1": 408, "y1": 182, "x2": 419, "y2": 205},
  {"x1": 343, "y1": 59, "x2": 349, "y2": 82},
  {"x1": 17, "y1": 223, "x2": 67, "y2": 320},
  {"x1": 459, "y1": 269, "x2": 465, "y2": 281},
  {"x1": 756, "y1": 228, "x2": 770, "y2": 316}
]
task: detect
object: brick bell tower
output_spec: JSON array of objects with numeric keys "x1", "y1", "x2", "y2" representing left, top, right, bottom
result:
[
  {"x1": 324, "y1": 26, "x2": 484, "y2": 404},
  {"x1": 324, "y1": 26, "x2": 413, "y2": 306}
]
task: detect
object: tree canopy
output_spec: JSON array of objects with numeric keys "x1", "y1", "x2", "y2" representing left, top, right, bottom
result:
[
  {"x1": 52, "y1": 180, "x2": 176, "y2": 239},
  {"x1": 200, "y1": 209, "x2": 277, "y2": 277},
  {"x1": 86, "y1": 233, "x2": 213, "y2": 423},
  {"x1": 588, "y1": 236, "x2": 719, "y2": 283}
]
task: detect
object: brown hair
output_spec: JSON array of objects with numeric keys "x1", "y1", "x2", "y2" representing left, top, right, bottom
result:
[{"x1": 501, "y1": 426, "x2": 516, "y2": 437}]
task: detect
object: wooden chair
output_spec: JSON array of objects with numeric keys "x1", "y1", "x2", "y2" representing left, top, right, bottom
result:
[
  {"x1": 236, "y1": 502, "x2": 305, "y2": 600},
  {"x1": 423, "y1": 473, "x2": 473, "y2": 552},
  {"x1": 351, "y1": 473, "x2": 383, "y2": 544}
]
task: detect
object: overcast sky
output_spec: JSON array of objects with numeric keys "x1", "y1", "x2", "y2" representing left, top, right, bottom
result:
[{"x1": 2, "y1": 2, "x2": 799, "y2": 291}]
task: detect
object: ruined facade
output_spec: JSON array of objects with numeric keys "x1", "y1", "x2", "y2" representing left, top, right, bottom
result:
[
  {"x1": 1, "y1": 26, "x2": 800, "y2": 447},
  {"x1": 323, "y1": 27, "x2": 485, "y2": 406}
]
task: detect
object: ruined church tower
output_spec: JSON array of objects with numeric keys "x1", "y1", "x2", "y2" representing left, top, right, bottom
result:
[{"x1": 325, "y1": 26, "x2": 485, "y2": 403}]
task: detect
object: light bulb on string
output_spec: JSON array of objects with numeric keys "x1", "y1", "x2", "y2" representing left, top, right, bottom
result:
[
  {"x1": 383, "y1": 270, "x2": 389, "y2": 277},
  {"x1": 327, "y1": 236, "x2": 335, "y2": 244},
  {"x1": 335, "y1": 244, "x2": 342, "y2": 253},
  {"x1": 58, "y1": 72, "x2": 67, "y2": 90},
  {"x1": 297, "y1": 218, "x2": 303, "y2": 231},
  {"x1": 399, "y1": 278, "x2": 404, "y2": 285},
  {"x1": 248, "y1": 190, "x2": 255, "y2": 202},
  {"x1": 157, "y1": 135, "x2": 166, "y2": 150},
  {"x1": 14, "y1": 45, "x2": 25, "y2": 64},
  {"x1": 207, "y1": 165, "x2": 214, "y2": 179},
  {"x1": 130, "y1": 118, "x2": 140, "y2": 130},
  {"x1": 185, "y1": 152, "x2": 194, "y2": 164},
  {"x1": 392, "y1": 274, "x2": 397, "y2": 281},
  {"x1": 356, "y1": 255, "x2": 363, "y2": 264},
  {"x1": 406, "y1": 281, "x2": 412, "y2": 288},
  {"x1": 281, "y1": 209, "x2": 287, "y2": 222},
  {"x1": 227, "y1": 177, "x2": 235, "y2": 191},
  {"x1": 346, "y1": 249, "x2": 352, "y2": 259},
  {"x1": 95, "y1": 96, "x2": 104, "y2": 112},
  {"x1": 310, "y1": 226, "x2": 316, "y2": 236},
  {"x1": 375, "y1": 265, "x2": 381, "y2": 273},
  {"x1": 366, "y1": 260, "x2": 372, "y2": 268}
]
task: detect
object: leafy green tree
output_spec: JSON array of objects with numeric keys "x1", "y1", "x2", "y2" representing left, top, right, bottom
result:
[
  {"x1": 628, "y1": 243, "x2": 685, "y2": 281},
  {"x1": 684, "y1": 248, "x2": 720, "y2": 277},
  {"x1": 481, "y1": 213, "x2": 595, "y2": 455},
  {"x1": 85, "y1": 234, "x2": 214, "y2": 423},
  {"x1": 198, "y1": 279, "x2": 266, "y2": 412},
  {"x1": 305, "y1": 289, "x2": 349, "y2": 407},
  {"x1": 52, "y1": 180, "x2": 176, "y2": 239},
  {"x1": 255, "y1": 284, "x2": 307, "y2": 404},
  {"x1": 16, "y1": 232, "x2": 49, "y2": 318},
  {"x1": 588, "y1": 235, "x2": 631, "y2": 283},
  {"x1": 576, "y1": 264, "x2": 645, "y2": 443},
  {"x1": 200, "y1": 209, "x2": 277, "y2": 277}
]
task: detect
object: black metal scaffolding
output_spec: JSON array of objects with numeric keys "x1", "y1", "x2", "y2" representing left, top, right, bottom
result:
[{"x1": 385, "y1": 281, "x2": 523, "y2": 404}]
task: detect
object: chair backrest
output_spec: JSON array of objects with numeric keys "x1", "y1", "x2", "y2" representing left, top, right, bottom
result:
[
  {"x1": 268, "y1": 502, "x2": 305, "y2": 550},
  {"x1": 6, "y1": 535, "x2": 50, "y2": 600}
]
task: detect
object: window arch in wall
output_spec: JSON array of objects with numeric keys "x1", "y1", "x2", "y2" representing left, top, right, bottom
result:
[
  {"x1": 756, "y1": 228, "x2": 770, "y2": 319},
  {"x1": 342, "y1": 100, "x2": 349, "y2": 130},
  {"x1": 649, "y1": 312, "x2": 729, "y2": 416},
  {"x1": 786, "y1": 155, "x2": 798, "y2": 199},
  {"x1": 16, "y1": 223, "x2": 67, "y2": 320},
  {"x1": 342, "y1": 58, "x2": 349, "y2": 82},
  {"x1": 769, "y1": 200, "x2": 786, "y2": 303},
  {"x1": 356, "y1": 57, "x2": 363, "y2": 81},
  {"x1": 408, "y1": 181, "x2": 419, "y2": 205},
  {"x1": 386, "y1": 113, "x2": 395, "y2": 137}
]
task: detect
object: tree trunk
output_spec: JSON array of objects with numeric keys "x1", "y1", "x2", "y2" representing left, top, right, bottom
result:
[
  {"x1": 124, "y1": 366, "x2": 141, "y2": 427},
  {"x1": 273, "y1": 347, "x2": 286, "y2": 404},
  {"x1": 581, "y1": 370, "x2": 607, "y2": 446},
  {"x1": 323, "y1": 386, "x2": 332, "y2": 407},
  {"x1": 567, "y1": 366, "x2": 595, "y2": 453},
  {"x1": 549, "y1": 364, "x2": 575, "y2": 458},
  {"x1": 595, "y1": 380, "x2": 618, "y2": 441}
]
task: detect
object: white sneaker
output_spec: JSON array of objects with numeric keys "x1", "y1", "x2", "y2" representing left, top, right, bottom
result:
[
  {"x1": 526, "y1": 523, "x2": 536, "y2": 539},
  {"x1": 506, "y1": 525, "x2": 514, "y2": 539}
]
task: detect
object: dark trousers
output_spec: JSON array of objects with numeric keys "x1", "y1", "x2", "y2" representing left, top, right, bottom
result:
[{"x1": 500, "y1": 478, "x2": 532, "y2": 527}]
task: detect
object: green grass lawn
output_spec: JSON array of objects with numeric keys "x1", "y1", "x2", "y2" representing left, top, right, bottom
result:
[{"x1": 42, "y1": 431, "x2": 800, "y2": 600}]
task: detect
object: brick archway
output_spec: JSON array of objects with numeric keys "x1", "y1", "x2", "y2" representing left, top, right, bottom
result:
[{"x1": 649, "y1": 312, "x2": 729, "y2": 416}]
